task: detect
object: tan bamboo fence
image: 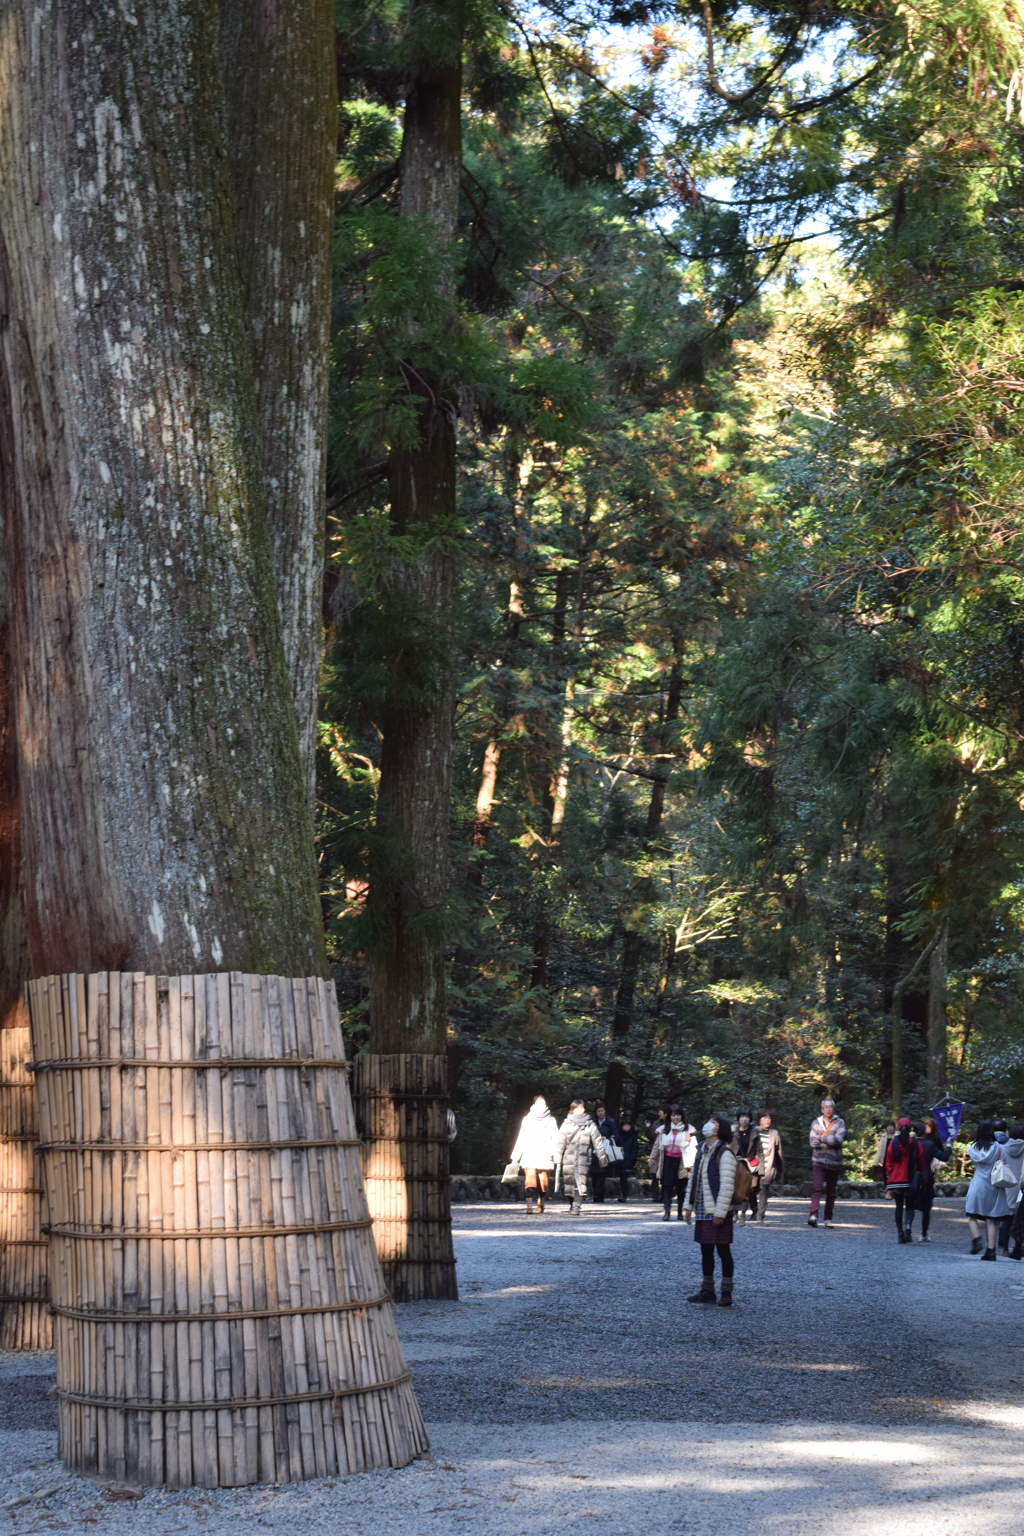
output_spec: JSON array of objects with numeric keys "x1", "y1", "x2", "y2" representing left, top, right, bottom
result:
[
  {"x1": 27, "y1": 971, "x2": 428, "y2": 1488},
  {"x1": 0, "y1": 1017, "x2": 52, "y2": 1350},
  {"x1": 351, "y1": 1054, "x2": 457, "y2": 1302}
]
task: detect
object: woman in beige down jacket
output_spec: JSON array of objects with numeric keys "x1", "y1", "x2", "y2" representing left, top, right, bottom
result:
[{"x1": 684, "y1": 1114, "x2": 738, "y2": 1307}]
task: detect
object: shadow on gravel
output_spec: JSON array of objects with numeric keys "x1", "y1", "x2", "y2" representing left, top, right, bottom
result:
[{"x1": 0, "y1": 1374, "x2": 56, "y2": 1432}]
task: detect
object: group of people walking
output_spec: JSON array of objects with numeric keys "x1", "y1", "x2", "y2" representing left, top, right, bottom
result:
[
  {"x1": 872, "y1": 1113, "x2": 1024, "y2": 1256},
  {"x1": 506, "y1": 1097, "x2": 789, "y2": 1306},
  {"x1": 506, "y1": 1093, "x2": 1024, "y2": 1309}
]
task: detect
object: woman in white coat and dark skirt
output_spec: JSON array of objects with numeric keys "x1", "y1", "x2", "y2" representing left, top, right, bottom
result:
[
  {"x1": 684, "y1": 1115, "x2": 738, "y2": 1307},
  {"x1": 510, "y1": 1096, "x2": 561, "y2": 1213}
]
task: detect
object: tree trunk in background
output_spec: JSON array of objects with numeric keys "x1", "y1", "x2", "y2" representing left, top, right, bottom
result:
[
  {"x1": 355, "y1": 0, "x2": 462, "y2": 1301},
  {"x1": 0, "y1": 1, "x2": 423, "y2": 1482},
  {"x1": 605, "y1": 663, "x2": 683, "y2": 1120},
  {"x1": 220, "y1": 0, "x2": 335, "y2": 797},
  {"x1": 926, "y1": 921, "x2": 949, "y2": 1092}
]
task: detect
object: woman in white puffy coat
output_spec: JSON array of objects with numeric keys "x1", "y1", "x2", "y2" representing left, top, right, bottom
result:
[{"x1": 510, "y1": 1096, "x2": 561, "y2": 1213}]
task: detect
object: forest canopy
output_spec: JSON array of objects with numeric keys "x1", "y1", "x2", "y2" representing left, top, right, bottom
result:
[{"x1": 320, "y1": 0, "x2": 1024, "y2": 1178}]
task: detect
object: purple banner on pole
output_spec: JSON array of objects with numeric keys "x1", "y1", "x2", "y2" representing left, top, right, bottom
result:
[{"x1": 931, "y1": 1099, "x2": 965, "y2": 1144}]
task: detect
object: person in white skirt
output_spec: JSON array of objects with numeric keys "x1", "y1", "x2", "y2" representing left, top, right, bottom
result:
[{"x1": 510, "y1": 1096, "x2": 561, "y2": 1213}]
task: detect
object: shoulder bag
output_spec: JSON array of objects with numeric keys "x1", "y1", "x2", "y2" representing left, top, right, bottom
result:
[
  {"x1": 991, "y1": 1147, "x2": 1018, "y2": 1188},
  {"x1": 603, "y1": 1137, "x2": 624, "y2": 1163}
]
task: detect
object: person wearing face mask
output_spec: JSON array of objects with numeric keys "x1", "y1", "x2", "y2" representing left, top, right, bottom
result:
[
  {"x1": 555, "y1": 1100, "x2": 608, "y2": 1216},
  {"x1": 649, "y1": 1105, "x2": 696, "y2": 1221},
  {"x1": 683, "y1": 1115, "x2": 739, "y2": 1306},
  {"x1": 807, "y1": 1097, "x2": 846, "y2": 1228},
  {"x1": 509, "y1": 1095, "x2": 561, "y2": 1214}
]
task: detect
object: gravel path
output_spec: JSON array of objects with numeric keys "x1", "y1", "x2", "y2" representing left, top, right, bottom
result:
[{"x1": 3, "y1": 1196, "x2": 1024, "y2": 1532}]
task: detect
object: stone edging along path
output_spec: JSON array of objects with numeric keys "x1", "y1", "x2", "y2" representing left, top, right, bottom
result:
[{"x1": 449, "y1": 1173, "x2": 971, "y2": 1201}]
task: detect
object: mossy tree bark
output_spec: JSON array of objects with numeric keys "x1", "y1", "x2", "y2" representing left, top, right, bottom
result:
[
  {"x1": 0, "y1": 0, "x2": 326, "y2": 978},
  {"x1": 220, "y1": 0, "x2": 335, "y2": 797},
  {"x1": 356, "y1": 0, "x2": 463, "y2": 1301}
]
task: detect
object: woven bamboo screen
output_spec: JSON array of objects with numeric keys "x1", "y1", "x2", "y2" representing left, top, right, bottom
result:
[
  {"x1": 0, "y1": 1021, "x2": 51, "y2": 1349},
  {"x1": 27, "y1": 972, "x2": 428, "y2": 1487},
  {"x1": 352, "y1": 1054, "x2": 457, "y2": 1302}
]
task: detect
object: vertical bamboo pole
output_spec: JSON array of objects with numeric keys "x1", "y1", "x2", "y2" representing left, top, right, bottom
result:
[
  {"x1": 28, "y1": 972, "x2": 427, "y2": 1488},
  {"x1": 0, "y1": 1015, "x2": 52, "y2": 1350}
]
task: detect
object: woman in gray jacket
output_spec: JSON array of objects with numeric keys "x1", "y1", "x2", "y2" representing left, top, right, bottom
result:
[{"x1": 556, "y1": 1102, "x2": 608, "y2": 1216}]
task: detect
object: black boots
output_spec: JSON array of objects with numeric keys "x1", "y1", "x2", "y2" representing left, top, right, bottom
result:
[
  {"x1": 970, "y1": 1236, "x2": 983, "y2": 1255},
  {"x1": 981, "y1": 1247, "x2": 997, "y2": 1261},
  {"x1": 718, "y1": 1278, "x2": 734, "y2": 1307},
  {"x1": 687, "y1": 1278, "x2": 716, "y2": 1304}
]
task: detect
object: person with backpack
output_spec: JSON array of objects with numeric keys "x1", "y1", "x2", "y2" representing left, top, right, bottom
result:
[
  {"x1": 885, "y1": 1118, "x2": 925, "y2": 1243},
  {"x1": 555, "y1": 1101, "x2": 608, "y2": 1216},
  {"x1": 965, "y1": 1120, "x2": 1013, "y2": 1259},
  {"x1": 807, "y1": 1098, "x2": 846, "y2": 1228},
  {"x1": 683, "y1": 1115, "x2": 739, "y2": 1307},
  {"x1": 904, "y1": 1118, "x2": 947, "y2": 1243},
  {"x1": 649, "y1": 1105, "x2": 697, "y2": 1221}
]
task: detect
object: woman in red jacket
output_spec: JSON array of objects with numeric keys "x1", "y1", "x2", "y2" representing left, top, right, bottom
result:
[{"x1": 885, "y1": 1117, "x2": 925, "y2": 1244}]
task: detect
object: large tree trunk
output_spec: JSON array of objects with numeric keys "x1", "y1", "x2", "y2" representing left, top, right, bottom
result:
[
  {"x1": 220, "y1": 0, "x2": 335, "y2": 796},
  {"x1": 604, "y1": 662, "x2": 683, "y2": 1120},
  {"x1": 0, "y1": 1, "x2": 324, "y2": 979},
  {"x1": 0, "y1": 156, "x2": 50, "y2": 1357},
  {"x1": 355, "y1": 0, "x2": 462, "y2": 1302},
  {"x1": 0, "y1": 0, "x2": 421, "y2": 1482}
]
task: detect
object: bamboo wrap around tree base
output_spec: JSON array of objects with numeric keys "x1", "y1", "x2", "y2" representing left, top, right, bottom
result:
[
  {"x1": 26, "y1": 972, "x2": 427, "y2": 1488},
  {"x1": 0, "y1": 1021, "x2": 52, "y2": 1350},
  {"x1": 352, "y1": 1055, "x2": 457, "y2": 1303}
]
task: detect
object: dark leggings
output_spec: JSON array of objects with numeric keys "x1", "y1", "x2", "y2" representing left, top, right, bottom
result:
[
  {"x1": 661, "y1": 1159, "x2": 685, "y2": 1216},
  {"x1": 893, "y1": 1191, "x2": 907, "y2": 1232},
  {"x1": 905, "y1": 1194, "x2": 933, "y2": 1236},
  {"x1": 700, "y1": 1242, "x2": 734, "y2": 1278}
]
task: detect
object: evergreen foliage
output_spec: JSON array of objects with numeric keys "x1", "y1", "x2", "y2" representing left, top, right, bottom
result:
[{"x1": 320, "y1": 0, "x2": 1024, "y2": 1176}]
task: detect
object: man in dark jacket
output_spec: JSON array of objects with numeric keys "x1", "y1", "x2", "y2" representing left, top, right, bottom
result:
[
  {"x1": 591, "y1": 1103, "x2": 619, "y2": 1203},
  {"x1": 557, "y1": 1102, "x2": 608, "y2": 1215},
  {"x1": 616, "y1": 1120, "x2": 639, "y2": 1203}
]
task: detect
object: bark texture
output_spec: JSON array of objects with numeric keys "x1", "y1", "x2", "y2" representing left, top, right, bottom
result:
[
  {"x1": 220, "y1": 0, "x2": 335, "y2": 796},
  {"x1": 0, "y1": 407, "x2": 26, "y2": 1027},
  {"x1": 604, "y1": 663, "x2": 683, "y2": 1120},
  {"x1": 365, "y1": 4, "x2": 461, "y2": 1060},
  {"x1": 0, "y1": 0, "x2": 325, "y2": 978},
  {"x1": 926, "y1": 921, "x2": 949, "y2": 1092},
  {"x1": 360, "y1": 2, "x2": 462, "y2": 1301}
]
